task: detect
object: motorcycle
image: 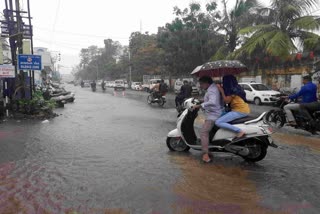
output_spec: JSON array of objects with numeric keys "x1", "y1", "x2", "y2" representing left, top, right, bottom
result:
[
  {"x1": 264, "y1": 98, "x2": 320, "y2": 134},
  {"x1": 147, "y1": 91, "x2": 166, "y2": 106},
  {"x1": 167, "y1": 98, "x2": 277, "y2": 162}
]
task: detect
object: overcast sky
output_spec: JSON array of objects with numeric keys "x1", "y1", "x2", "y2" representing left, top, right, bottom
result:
[{"x1": 0, "y1": 0, "x2": 276, "y2": 74}]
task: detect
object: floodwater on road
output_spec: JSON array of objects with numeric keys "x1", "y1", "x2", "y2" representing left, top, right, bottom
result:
[{"x1": 0, "y1": 85, "x2": 319, "y2": 214}]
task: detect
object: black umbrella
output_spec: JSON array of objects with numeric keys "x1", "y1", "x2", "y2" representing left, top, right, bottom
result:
[{"x1": 191, "y1": 60, "x2": 248, "y2": 77}]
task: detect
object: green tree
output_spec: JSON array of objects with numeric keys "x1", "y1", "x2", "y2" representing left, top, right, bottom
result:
[
  {"x1": 234, "y1": 0, "x2": 320, "y2": 59},
  {"x1": 210, "y1": 0, "x2": 261, "y2": 60},
  {"x1": 129, "y1": 32, "x2": 165, "y2": 80},
  {"x1": 157, "y1": 3, "x2": 224, "y2": 76}
]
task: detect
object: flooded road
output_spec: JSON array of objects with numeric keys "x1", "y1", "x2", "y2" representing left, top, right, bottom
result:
[{"x1": 0, "y1": 85, "x2": 319, "y2": 214}]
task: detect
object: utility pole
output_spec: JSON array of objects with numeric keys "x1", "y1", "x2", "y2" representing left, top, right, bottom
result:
[
  {"x1": 129, "y1": 49, "x2": 132, "y2": 84},
  {"x1": 1, "y1": 0, "x2": 34, "y2": 100}
]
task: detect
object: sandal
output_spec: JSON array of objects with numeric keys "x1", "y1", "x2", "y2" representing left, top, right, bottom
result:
[
  {"x1": 202, "y1": 154, "x2": 212, "y2": 163},
  {"x1": 232, "y1": 132, "x2": 246, "y2": 141}
]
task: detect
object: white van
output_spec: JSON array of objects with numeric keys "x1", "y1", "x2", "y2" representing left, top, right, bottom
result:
[{"x1": 114, "y1": 79, "x2": 125, "y2": 91}]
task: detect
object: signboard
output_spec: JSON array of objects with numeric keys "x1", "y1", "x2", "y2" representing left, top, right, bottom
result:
[
  {"x1": 0, "y1": 64, "x2": 15, "y2": 78},
  {"x1": 18, "y1": 54, "x2": 42, "y2": 70}
]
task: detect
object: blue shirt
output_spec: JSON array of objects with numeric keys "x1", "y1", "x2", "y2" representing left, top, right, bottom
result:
[
  {"x1": 201, "y1": 84, "x2": 223, "y2": 120},
  {"x1": 289, "y1": 82, "x2": 317, "y2": 103}
]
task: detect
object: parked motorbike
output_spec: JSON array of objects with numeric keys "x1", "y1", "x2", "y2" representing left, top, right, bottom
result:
[
  {"x1": 147, "y1": 91, "x2": 166, "y2": 106},
  {"x1": 264, "y1": 98, "x2": 320, "y2": 134},
  {"x1": 167, "y1": 98, "x2": 277, "y2": 162}
]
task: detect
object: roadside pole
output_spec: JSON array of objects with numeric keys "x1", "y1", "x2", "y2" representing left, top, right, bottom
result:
[{"x1": 4, "y1": 80, "x2": 8, "y2": 117}]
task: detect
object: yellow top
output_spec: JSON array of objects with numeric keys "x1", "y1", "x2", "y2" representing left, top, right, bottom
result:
[{"x1": 230, "y1": 95, "x2": 250, "y2": 114}]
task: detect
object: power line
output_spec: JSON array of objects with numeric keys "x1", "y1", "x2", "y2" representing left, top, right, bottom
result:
[{"x1": 34, "y1": 25, "x2": 129, "y2": 40}]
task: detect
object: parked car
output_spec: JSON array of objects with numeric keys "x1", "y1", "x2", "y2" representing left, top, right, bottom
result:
[
  {"x1": 239, "y1": 82, "x2": 280, "y2": 105},
  {"x1": 131, "y1": 82, "x2": 142, "y2": 90},
  {"x1": 109, "y1": 81, "x2": 115, "y2": 88}
]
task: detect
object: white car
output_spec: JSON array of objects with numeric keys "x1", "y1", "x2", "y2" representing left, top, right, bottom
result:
[
  {"x1": 114, "y1": 79, "x2": 125, "y2": 91},
  {"x1": 131, "y1": 82, "x2": 142, "y2": 90},
  {"x1": 239, "y1": 83, "x2": 280, "y2": 105}
]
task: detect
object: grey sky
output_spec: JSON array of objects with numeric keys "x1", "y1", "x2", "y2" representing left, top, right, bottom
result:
[{"x1": 2, "y1": 0, "x2": 297, "y2": 74}]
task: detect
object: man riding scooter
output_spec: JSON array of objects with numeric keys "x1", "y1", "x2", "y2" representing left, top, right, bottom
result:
[{"x1": 283, "y1": 75, "x2": 317, "y2": 126}]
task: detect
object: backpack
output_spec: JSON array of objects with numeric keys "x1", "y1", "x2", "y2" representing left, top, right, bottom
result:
[{"x1": 160, "y1": 83, "x2": 169, "y2": 93}]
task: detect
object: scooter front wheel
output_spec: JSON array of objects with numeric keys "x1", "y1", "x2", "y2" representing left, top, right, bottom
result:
[{"x1": 166, "y1": 137, "x2": 190, "y2": 152}]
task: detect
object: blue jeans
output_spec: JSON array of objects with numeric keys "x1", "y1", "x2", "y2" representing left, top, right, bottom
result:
[{"x1": 215, "y1": 111, "x2": 248, "y2": 133}]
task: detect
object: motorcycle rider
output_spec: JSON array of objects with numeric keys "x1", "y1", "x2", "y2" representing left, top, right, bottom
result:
[
  {"x1": 175, "y1": 80, "x2": 192, "y2": 108},
  {"x1": 283, "y1": 75, "x2": 317, "y2": 125},
  {"x1": 91, "y1": 80, "x2": 96, "y2": 91},
  {"x1": 101, "y1": 80, "x2": 106, "y2": 91},
  {"x1": 192, "y1": 76, "x2": 223, "y2": 163},
  {"x1": 80, "y1": 80, "x2": 84, "y2": 88},
  {"x1": 151, "y1": 80, "x2": 161, "y2": 100}
]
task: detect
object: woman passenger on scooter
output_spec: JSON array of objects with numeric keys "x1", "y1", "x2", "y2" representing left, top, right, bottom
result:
[{"x1": 216, "y1": 75, "x2": 250, "y2": 140}]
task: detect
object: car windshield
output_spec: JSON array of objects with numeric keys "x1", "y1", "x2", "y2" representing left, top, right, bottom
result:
[{"x1": 251, "y1": 84, "x2": 270, "y2": 91}]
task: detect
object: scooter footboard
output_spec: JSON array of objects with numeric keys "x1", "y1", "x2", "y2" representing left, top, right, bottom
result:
[{"x1": 167, "y1": 129, "x2": 180, "y2": 138}]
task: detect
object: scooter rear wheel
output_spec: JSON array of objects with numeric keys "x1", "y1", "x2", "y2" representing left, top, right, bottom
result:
[
  {"x1": 166, "y1": 137, "x2": 190, "y2": 152},
  {"x1": 242, "y1": 140, "x2": 267, "y2": 162}
]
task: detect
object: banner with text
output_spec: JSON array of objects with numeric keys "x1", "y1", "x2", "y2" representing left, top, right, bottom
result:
[
  {"x1": 18, "y1": 54, "x2": 42, "y2": 70},
  {"x1": 0, "y1": 64, "x2": 15, "y2": 78}
]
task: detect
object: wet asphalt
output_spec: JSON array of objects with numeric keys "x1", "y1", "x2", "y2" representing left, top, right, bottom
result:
[{"x1": 0, "y1": 84, "x2": 319, "y2": 214}]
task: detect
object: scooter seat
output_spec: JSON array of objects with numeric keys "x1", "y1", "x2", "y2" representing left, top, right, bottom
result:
[{"x1": 229, "y1": 116, "x2": 257, "y2": 124}]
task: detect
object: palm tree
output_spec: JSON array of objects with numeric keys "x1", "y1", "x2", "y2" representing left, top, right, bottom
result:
[
  {"x1": 234, "y1": 0, "x2": 320, "y2": 59},
  {"x1": 210, "y1": 0, "x2": 261, "y2": 60}
]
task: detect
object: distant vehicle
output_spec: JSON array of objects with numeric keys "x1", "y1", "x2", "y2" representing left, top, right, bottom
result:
[
  {"x1": 114, "y1": 79, "x2": 125, "y2": 91},
  {"x1": 109, "y1": 81, "x2": 115, "y2": 88},
  {"x1": 131, "y1": 82, "x2": 142, "y2": 90},
  {"x1": 124, "y1": 80, "x2": 129, "y2": 89},
  {"x1": 96, "y1": 80, "x2": 103, "y2": 86},
  {"x1": 83, "y1": 81, "x2": 90, "y2": 87},
  {"x1": 239, "y1": 83, "x2": 280, "y2": 105}
]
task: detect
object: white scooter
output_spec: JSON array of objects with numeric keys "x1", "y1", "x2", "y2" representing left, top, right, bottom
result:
[{"x1": 167, "y1": 98, "x2": 277, "y2": 162}]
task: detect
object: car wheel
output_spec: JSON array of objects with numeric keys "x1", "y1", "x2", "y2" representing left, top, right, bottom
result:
[{"x1": 254, "y1": 97, "x2": 261, "y2": 105}]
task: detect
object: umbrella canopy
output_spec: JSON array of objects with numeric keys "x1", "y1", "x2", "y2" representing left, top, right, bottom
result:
[{"x1": 191, "y1": 60, "x2": 248, "y2": 77}]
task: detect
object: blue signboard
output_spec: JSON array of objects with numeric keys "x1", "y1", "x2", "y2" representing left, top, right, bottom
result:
[{"x1": 18, "y1": 54, "x2": 42, "y2": 70}]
